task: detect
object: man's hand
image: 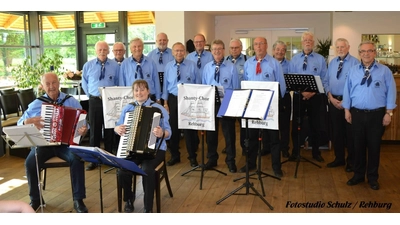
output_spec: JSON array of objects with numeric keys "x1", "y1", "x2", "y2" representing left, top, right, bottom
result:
[{"x1": 24, "y1": 116, "x2": 44, "y2": 130}]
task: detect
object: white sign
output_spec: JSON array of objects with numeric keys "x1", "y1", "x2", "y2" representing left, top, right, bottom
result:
[{"x1": 100, "y1": 86, "x2": 134, "y2": 128}]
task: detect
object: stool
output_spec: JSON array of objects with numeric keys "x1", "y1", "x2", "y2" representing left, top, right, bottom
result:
[{"x1": 116, "y1": 159, "x2": 173, "y2": 213}]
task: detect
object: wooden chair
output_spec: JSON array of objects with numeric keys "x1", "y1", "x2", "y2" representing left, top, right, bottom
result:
[
  {"x1": 116, "y1": 159, "x2": 173, "y2": 213},
  {"x1": 40, "y1": 156, "x2": 70, "y2": 190}
]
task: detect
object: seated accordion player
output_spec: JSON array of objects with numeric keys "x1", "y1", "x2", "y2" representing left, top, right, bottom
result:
[{"x1": 117, "y1": 105, "x2": 162, "y2": 160}]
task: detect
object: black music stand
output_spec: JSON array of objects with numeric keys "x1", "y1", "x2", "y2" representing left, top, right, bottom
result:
[
  {"x1": 2, "y1": 124, "x2": 58, "y2": 213},
  {"x1": 281, "y1": 74, "x2": 322, "y2": 178},
  {"x1": 69, "y1": 145, "x2": 145, "y2": 213},
  {"x1": 233, "y1": 128, "x2": 281, "y2": 196},
  {"x1": 216, "y1": 89, "x2": 274, "y2": 210}
]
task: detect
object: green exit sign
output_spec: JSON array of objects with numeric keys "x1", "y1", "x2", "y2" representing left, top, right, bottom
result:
[{"x1": 91, "y1": 22, "x2": 106, "y2": 29}]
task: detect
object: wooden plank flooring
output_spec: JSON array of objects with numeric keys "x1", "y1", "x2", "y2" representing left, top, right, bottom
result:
[{"x1": 1, "y1": 127, "x2": 399, "y2": 214}]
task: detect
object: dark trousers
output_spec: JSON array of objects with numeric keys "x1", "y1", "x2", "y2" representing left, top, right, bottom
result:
[
  {"x1": 248, "y1": 129, "x2": 281, "y2": 171},
  {"x1": 25, "y1": 145, "x2": 86, "y2": 201},
  {"x1": 205, "y1": 104, "x2": 221, "y2": 162},
  {"x1": 184, "y1": 129, "x2": 200, "y2": 160},
  {"x1": 221, "y1": 117, "x2": 236, "y2": 166},
  {"x1": 291, "y1": 93, "x2": 323, "y2": 158},
  {"x1": 117, "y1": 150, "x2": 165, "y2": 211},
  {"x1": 350, "y1": 108, "x2": 385, "y2": 183},
  {"x1": 88, "y1": 97, "x2": 114, "y2": 154},
  {"x1": 279, "y1": 92, "x2": 292, "y2": 153},
  {"x1": 329, "y1": 101, "x2": 354, "y2": 165},
  {"x1": 167, "y1": 94, "x2": 181, "y2": 160}
]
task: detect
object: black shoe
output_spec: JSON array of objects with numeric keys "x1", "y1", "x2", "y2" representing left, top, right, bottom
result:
[
  {"x1": 73, "y1": 199, "x2": 88, "y2": 213},
  {"x1": 288, "y1": 154, "x2": 298, "y2": 161},
  {"x1": 228, "y1": 164, "x2": 237, "y2": 173},
  {"x1": 369, "y1": 181, "x2": 380, "y2": 190},
  {"x1": 124, "y1": 199, "x2": 134, "y2": 213},
  {"x1": 221, "y1": 148, "x2": 226, "y2": 154},
  {"x1": 274, "y1": 170, "x2": 283, "y2": 178},
  {"x1": 345, "y1": 164, "x2": 354, "y2": 172},
  {"x1": 30, "y1": 199, "x2": 45, "y2": 212},
  {"x1": 166, "y1": 158, "x2": 180, "y2": 166},
  {"x1": 347, "y1": 177, "x2": 365, "y2": 186},
  {"x1": 313, "y1": 155, "x2": 324, "y2": 162},
  {"x1": 85, "y1": 162, "x2": 98, "y2": 171},
  {"x1": 327, "y1": 161, "x2": 345, "y2": 168},
  {"x1": 204, "y1": 160, "x2": 217, "y2": 170},
  {"x1": 238, "y1": 165, "x2": 256, "y2": 173},
  {"x1": 143, "y1": 209, "x2": 153, "y2": 213},
  {"x1": 282, "y1": 151, "x2": 290, "y2": 158},
  {"x1": 189, "y1": 158, "x2": 198, "y2": 167}
]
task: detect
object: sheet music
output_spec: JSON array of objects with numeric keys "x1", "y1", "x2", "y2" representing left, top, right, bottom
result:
[
  {"x1": 73, "y1": 113, "x2": 87, "y2": 145},
  {"x1": 147, "y1": 112, "x2": 161, "y2": 149},
  {"x1": 314, "y1": 76, "x2": 325, "y2": 93},
  {"x1": 243, "y1": 90, "x2": 273, "y2": 120},
  {"x1": 2, "y1": 124, "x2": 57, "y2": 148},
  {"x1": 224, "y1": 89, "x2": 251, "y2": 117}
]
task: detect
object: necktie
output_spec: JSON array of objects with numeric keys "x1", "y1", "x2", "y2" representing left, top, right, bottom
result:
[
  {"x1": 100, "y1": 62, "x2": 105, "y2": 80},
  {"x1": 360, "y1": 62, "x2": 375, "y2": 87},
  {"x1": 256, "y1": 58, "x2": 262, "y2": 75},
  {"x1": 197, "y1": 54, "x2": 201, "y2": 69},
  {"x1": 159, "y1": 51, "x2": 163, "y2": 64},
  {"x1": 231, "y1": 56, "x2": 236, "y2": 64},
  {"x1": 303, "y1": 54, "x2": 308, "y2": 71},
  {"x1": 176, "y1": 62, "x2": 181, "y2": 81},
  {"x1": 336, "y1": 58, "x2": 344, "y2": 79},
  {"x1": 214, "y1": 61, "x2": 221, "y2": 83},
  {"x1": 134, "y1": 56, "x2": 144, "y2": 79}
]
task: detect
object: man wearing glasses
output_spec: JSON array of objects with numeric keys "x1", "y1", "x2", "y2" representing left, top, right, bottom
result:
[
  {"x1": 342, "y1": 40, "x2": 397, "y2": 190},
  {"x1": 112, "y1": 42, "x2": 126, "y2": 65}
]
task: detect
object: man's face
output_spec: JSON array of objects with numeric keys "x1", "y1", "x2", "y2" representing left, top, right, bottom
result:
[
  {"x1": 273, "y1": 44, "x2": 286, "y2": 61},
  {"x1": 156, "y1": 34, "x2": 169, "y2": 51},
  {"x1": 359, "y1": 43, "x2": 376, "y2": 65},
  {"x1": 42, "y1": 73, "x2": 60, "y2": 98},
  {"x1": 229, "y1": 40, "x2": 242, "y2": 58},
  {"x1": 302, "y1": 34, "x2": 314, "y2": 53},
  {"x1": 112, "y1": 43, "x2": 126, "y2": 61},
  {"x1": 96, "y1": 42, "x2": 109, "y2": 61},
  {"x1": 253, "y1": 37, "x2": 267, "y2": 58},
  {"x1": 130, "y1": 40, "x2": 144, "y2": 58},
  {"x1": 335, "y1": 41, "x2": 350, "y2": 59},
  {"x1": 173, "y1": 44, "x2": 186, "y2": 62},
  {"x1": 211, "y1": 43, "x2": 224, "y2": 62},
  {"x1": 193, "y1": 35, "x2": 205, "y2": 52}
]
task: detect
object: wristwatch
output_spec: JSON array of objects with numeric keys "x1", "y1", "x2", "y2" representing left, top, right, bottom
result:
[{"x1": 386, "y1": 112, "x2": 393, "y2": 117}]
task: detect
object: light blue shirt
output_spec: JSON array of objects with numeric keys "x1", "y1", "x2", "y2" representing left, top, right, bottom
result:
[
  {"x1": 116, "y1": 98, "x2": 171, "y2": 151},
  {"x1": 226, "y1": 54, "x2": 247, "y2": 85},
  {"x1": 342, "y1": 61, "x2": 397, "y2": 110},
  {"x1": 17, "y1": 92, "x2": 83, "y2": 125},
  {"x1": 186, "y1": 50, "x2": 213, "y2": 78},
  {"x1": 324, "y1": 54, "x2": 359, "y2": 96},
  {"x1": 289, "y1": 51, "x2": 327, "y2": 92},
  {"x1": 162, "y1": 59, "x2": 201, "y2": 100},
  {"x1": 82, "y1": 58, "x2": 120, "y2": 97},
  {"x1": 276, "y1": 57, "x2": 290, "y2": 75},
  {"x1": 243, "y1": 54, "x2": 286, "y2": 98},
  {"x1": 202, "y1": 59, "x2": 240, "y2": 91},
  {"x1": 147, "y1": 47, "x2": 174, "y2": 73},
  {"x1": 119, "y1": 55, "x2": 161, "y2": 100}
]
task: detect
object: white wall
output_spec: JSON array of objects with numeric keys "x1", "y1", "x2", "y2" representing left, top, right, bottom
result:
[
  {"x1": 184, "y1": 11, "x2": 215, "y2": 45},
  {"x1": 155, "y1": 11, "x2": 185, "y2": 47},
  {"x1": 332, "y1": 11, "x2": 400, "y2": 58}
]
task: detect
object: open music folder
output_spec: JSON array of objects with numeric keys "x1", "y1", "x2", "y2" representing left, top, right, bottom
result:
[{"x1": 217, "y1": 89, "x2": 274, "y2": 120}]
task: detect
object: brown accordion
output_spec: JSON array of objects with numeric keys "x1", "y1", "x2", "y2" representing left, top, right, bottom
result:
[
  {"x1": 116, "y1": 106, "x2": 162, "y2": 160},
  {"x1": 41, "y1": 103, "x2": 87, "y2": 145}
]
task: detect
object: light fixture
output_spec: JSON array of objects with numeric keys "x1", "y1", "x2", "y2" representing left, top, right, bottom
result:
[{"x1": 235, "y1": 30, "x2": 248, "y2": 34}]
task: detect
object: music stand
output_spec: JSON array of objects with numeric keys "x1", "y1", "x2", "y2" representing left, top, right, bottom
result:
[
  {"x1": 281, "y1": 74, "x2": 322, "y2": 178},
  {"x1": 2, "y1": 124, "x2": 59, "y2": 213},
  {"x1": 215, "y1": 89, "x2": 274, "y2": 210},
  {"x1": 69, "y1": 145, "x2": 145, "y2": 213}
]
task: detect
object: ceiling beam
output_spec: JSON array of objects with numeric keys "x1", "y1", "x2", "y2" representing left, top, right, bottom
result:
[
  {"x1": 44, "y1": 16, "x2": 58, "y2": 29},
  {"x1": 94, "y1": 12, "x2": 104, "y2": 22},
  {"x1": 3, "y1": 15, "x2": 20, "y2": 29}
]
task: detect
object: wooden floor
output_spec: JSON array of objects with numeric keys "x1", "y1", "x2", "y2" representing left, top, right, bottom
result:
[{"x1": 1, "y1": 127, "x2": 400, "y2": 214}]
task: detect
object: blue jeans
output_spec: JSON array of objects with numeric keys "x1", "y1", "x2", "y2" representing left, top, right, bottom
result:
[{"x1": 25, "y1": 145, "x2": 86, "y2": 201}]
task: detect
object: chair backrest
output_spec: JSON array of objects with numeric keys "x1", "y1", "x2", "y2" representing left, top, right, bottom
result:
[
  {"x1": 0, "y1": 90, "x2": 20, "y2": 120},
  {"x1": 17, "y1": 88, "x2": 36, "y2": 112},
  {"x1": 60, "y1": 87, "x2": 77, "y2": 95},
  {"x1": 0, "y1": 88, "x2": 15, "y2": 95}
]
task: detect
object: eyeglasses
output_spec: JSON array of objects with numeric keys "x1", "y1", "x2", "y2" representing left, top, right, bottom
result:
[
  {"x1": 212, "y1": 48, "x2": 224, "y2": 51},
  {"x1": 194, "y1": 41, "x2": 205, "y2": 44},
  {"x1": 254, "y1": 42, "x2": 266, "y2": 46},
  {"x1": 113, "y1": 49, "x2": 125, "y2": 52},
  {"x1": 230, "y1": 46, "x2": 241, "y2": 50},
  {"x1": 359, "y1": 49, "x2": 375, "y2": 54}
]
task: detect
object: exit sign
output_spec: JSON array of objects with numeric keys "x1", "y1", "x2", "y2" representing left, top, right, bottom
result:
[{"x1": 91, "y1": 22, "x2": 106, "y2": 29}]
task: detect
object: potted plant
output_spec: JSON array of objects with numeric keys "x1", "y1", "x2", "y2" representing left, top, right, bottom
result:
[
  {"x1": 11, "y1": 51, "x2": 64, "y2": 96},
  {"x1": 315, "y1": 37, "x2": 332, "y2": 63}
]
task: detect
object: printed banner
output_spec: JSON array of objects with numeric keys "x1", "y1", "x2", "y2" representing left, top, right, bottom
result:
[
  {"x1": 178, "y1": 83, "x2": 215, "y2": 131},
  {"x1": 241, "y1": 81, "x2": 279, "y2": 130},
  {"x1": 100, "y1": 86, "x2": 134, "y2": 128}
]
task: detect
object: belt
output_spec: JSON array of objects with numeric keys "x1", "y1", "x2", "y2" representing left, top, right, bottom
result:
[
  {"x1": 332, "y1": 95, "x2": 342, "y2": 101},
  {"x1": 89, "y1": 95, "x2": 102, "y2": 99},
  {"x1": 351, "y1": 107, "x2": 385, "y2": 113}
]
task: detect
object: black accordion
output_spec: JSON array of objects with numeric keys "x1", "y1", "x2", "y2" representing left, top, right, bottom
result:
[{"x1": 116, "y1": 106, "x2": 162, "y2": 160}]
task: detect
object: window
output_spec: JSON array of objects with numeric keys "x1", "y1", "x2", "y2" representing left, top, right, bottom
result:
[{"x1": 128, "y1": 24, "x2": 156, "y2": 55}]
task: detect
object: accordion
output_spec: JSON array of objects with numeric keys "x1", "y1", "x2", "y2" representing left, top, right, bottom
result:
[
  {"x1": 40, "y1": 103, "x2": 87, "y2": 145},
  {"x1": 117, "y1": 106, "x2": 162, "y2": 160}
]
